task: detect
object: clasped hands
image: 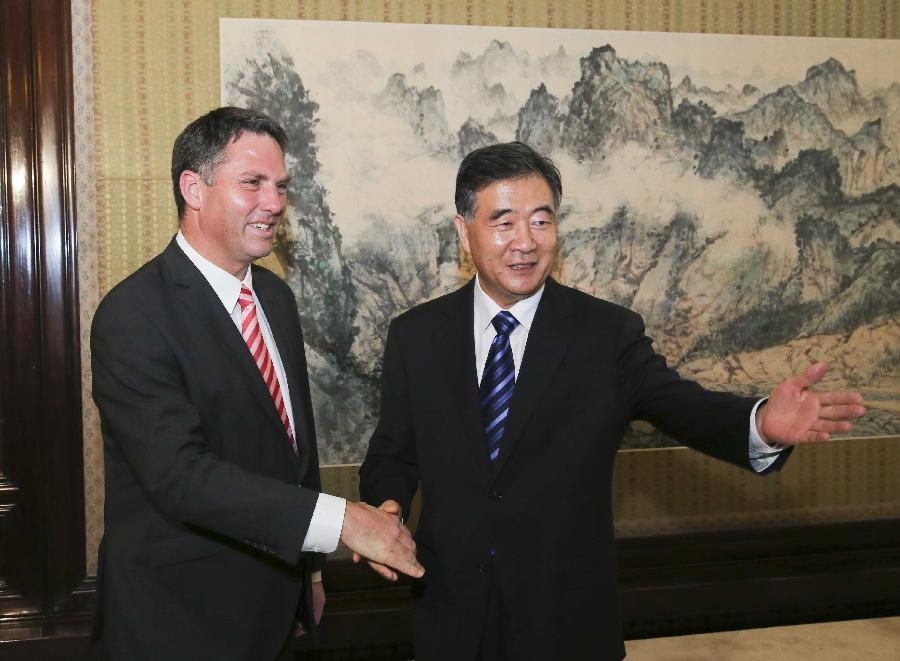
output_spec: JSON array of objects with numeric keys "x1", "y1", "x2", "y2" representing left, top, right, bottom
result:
[{"x1": 340, "y1": 499, "x2": 422, "y2": 581}]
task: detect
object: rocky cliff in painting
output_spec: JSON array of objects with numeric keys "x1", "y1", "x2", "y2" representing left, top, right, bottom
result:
[
  {"x1": 377, "y1": 73, "x2": 456, "y2": 154},
  {"x1": 562, "y1": 45, "x2": 674, "y2": 160},
  {"x1": 227, "y1": 37, "x2": 899, "y2": 462},
  {"x1": 515, "y1": 84, "x2": 563, "y2": 155}
]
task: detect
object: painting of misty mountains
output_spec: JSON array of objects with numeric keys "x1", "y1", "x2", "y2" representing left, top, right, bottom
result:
[{"x1": 221, "y1": 20, "x2": 900, "y2": 464}]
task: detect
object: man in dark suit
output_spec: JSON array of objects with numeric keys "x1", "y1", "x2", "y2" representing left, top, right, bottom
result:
[
  {"x1": 90, "y1": 107, "x2": 423, "y2": 660},
  {"x1": 359, "y1": 142, "x2": 866, "y2": 660}
]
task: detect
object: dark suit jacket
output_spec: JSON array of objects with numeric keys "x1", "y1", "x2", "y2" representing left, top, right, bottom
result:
[
  {"x1": 360, "y1": 278, "x2": 789, "y2": 661},
  {"x1": 90, "y1": 238, "x2": 324, "y2": 660}
]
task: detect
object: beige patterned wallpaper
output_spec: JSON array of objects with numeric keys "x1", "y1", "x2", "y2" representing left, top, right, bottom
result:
[{"x1": 77, "y1": 0, "x2": 900, "y2": 573}]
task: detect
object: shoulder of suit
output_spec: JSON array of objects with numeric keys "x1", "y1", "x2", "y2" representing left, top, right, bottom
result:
[
  {"x1": 95, "y1": 252, "x2": 167, "y2": 318},
  {"x1": 388, "y1": 279, "x2": 644, "y2": 330},
  {"x1": 391, "y1": 284, "x2": 467, "y2": 328},
  {"x1": 546, "y1": 279, "x2": 642, "y2": 325}
]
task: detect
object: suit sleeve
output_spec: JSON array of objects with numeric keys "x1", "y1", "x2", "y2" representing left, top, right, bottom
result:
[
  {"x1": 278, "y1": 288, "x2": 329, "y2": 572},
  {"x1": 617, "y1": 309, "x2": 791, "y2": 473},
  {"x1": 359, "y1": 318, "x2": 420, "y2": 520},
  {"x1": 91, "y1": 293, "x2": 319, "y2": 565}
]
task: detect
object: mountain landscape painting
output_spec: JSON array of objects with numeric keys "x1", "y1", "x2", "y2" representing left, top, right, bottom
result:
[{"x1": 221, "y1": 20, "x2": 899, "y2": 464}]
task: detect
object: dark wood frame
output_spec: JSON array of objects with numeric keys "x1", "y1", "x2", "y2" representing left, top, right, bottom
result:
[
  {"x1": 1, "y1": 0, "x2": 899, "y2": 658},
  {"x1": 1, "y1": 0, "x2": 93, "y2": 644}
]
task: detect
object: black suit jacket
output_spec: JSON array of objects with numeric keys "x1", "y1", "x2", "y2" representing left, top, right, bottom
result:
[
  {"x1": 90, "y1": 238, "x2": 324, "y2": 660},
  {"x1": 360, "y1": 278, "x2": 789, "y2": 661}
]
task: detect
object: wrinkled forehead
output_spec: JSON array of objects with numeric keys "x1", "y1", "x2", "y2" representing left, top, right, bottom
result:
[{"x1": 473, "y1": 174, "x2": 557, "y2": 210}]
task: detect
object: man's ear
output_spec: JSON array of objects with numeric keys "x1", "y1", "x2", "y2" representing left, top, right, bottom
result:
[
  {"x1": 179, "y1": 170, "x2": 204, "y2": 212},
  {"x1": 453, "y1": 214, "x2": 471, "y2": 253}
]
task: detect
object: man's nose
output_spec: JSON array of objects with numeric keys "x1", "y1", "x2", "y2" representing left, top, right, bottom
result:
[
  {"x1": 510, "y1": 221, "x2": 537, "y2": 253},
  {"x1": 261, "y1": 184, "x2": 286, "y2": 214}
]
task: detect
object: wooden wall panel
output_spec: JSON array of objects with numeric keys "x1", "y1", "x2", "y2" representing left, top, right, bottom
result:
[
  {"x1": 0, "y1": 0, "x2": 89, "y2": 644},
  {"x1": 1, "y1": 0, "x2": 45, "y2": 622}
]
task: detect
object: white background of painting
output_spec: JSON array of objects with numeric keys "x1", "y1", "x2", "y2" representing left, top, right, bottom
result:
[{"x1": 220, "y1": 19, "x2": 900, "y2": 245}]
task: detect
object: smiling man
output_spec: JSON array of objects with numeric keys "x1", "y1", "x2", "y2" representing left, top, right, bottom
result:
[
  {"x1": 358, "y1": 142, "x2": 866, "y2": 661},
  {"x1": 90, "y1": 107, "x2": 423, "y2": 661}
]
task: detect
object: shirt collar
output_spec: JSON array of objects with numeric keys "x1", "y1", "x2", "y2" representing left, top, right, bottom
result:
[
  {"x1": 473, "y1": 274, "x2": 544, "y2": 336},
  {"x1": 175, "y1": 230, "x2": 253, "y2": 313}
]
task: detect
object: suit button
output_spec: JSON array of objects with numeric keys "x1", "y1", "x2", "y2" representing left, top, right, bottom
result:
[{"x1": 490, "y1": 490, "x2": 502, "y2": 501}]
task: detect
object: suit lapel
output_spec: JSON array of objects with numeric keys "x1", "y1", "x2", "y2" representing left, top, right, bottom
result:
[
  {"x1": 161, "y1": 241, "x2": 295, "y2": 457},
  {"x1": 433, "y1": 280, "x2": 493, "y2": 480},
  {"x1": 253, "y1": 275, "x2": 307, "y2": 475},
  {"x1": 492, "y1": 279, "x2": 577, "y2": 480}
]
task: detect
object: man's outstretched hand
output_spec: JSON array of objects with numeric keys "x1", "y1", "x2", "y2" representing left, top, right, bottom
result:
[
  {"x1": 351, "y1": 500, "x2": 407, "y2": 582},
  {"x1": 758, "y1": 362, "x2": 866, "y2": 445},
  {"x1": 340, "y1": 500, "x2": 423, "y2": 580}
]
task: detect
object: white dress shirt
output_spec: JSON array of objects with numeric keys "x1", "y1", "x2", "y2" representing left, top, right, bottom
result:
[
  {"x1": 473, "y1": 277, "x2": 544, "y2": 384},
  {"x1": 471, "y1": 276, "x2": 783, "y2": 472},
  {"x1": 175, "y1": 232, "x2": 344, "y2": 557}
]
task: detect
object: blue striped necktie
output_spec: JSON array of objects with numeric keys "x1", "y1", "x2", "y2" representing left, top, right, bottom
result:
[{"x1": 480, "y1": 311, "x2": 520, "y2": 462}]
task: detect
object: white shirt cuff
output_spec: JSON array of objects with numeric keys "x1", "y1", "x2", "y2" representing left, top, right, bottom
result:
[
  {"x1": 749, "y1": 397, "x2": 783, "y2": 472},
  {"x1": 301, "y1": 493, "x2": 346, "y2": 554}
]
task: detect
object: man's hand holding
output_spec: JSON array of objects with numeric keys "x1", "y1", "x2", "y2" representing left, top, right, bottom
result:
[
  {"x1": 351, "y1": 500, "x2": 406, "y2": 581},
  {"x1": 340, "y1": 500, "x2": 423, "y2": 580},
  {"x1": 293, "y1": 580, "x2": 326, "y2": 637},
  {"x1": 758, "y1": 362, "x2": 866, "y2": 445}
]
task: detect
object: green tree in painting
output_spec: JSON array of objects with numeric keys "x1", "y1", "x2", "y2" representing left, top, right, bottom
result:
[{"x1": 227, "y1": 47, "x2": 358, "y2": 367}]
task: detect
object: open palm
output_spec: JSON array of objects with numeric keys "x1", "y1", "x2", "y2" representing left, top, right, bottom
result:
[{"x1": 758, "y1": 362, "x2": 866, "y2": 445}]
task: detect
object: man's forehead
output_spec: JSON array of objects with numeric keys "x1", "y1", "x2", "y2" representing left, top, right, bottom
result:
[
  {"x1": 228, "y1": 129, "x2": 281, "y2": 146},
  {"x1": 478, "y1": 174, "x2": 551, "y2": 193},
  {"x1": 475, "y1": 175, "x2": 555, "y2": 206},
  {"x1": 221, "y1": 133, "x2": 287, "y2": 170}
]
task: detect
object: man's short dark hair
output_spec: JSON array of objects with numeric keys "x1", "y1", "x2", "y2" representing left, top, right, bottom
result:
[
  {"x1": 455, "y1": 142, "x2": 562, "y2": 221},
  {"x1": 171, "y1": 107, "x2": 288, "y2": 219}
]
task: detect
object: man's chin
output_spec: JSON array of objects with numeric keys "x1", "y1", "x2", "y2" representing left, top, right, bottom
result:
[
  {"x1": 503, "y1": 280, "x2": 546, "y2": 301},
  {"x1": 511, "y1": 272, "x2": 549, "y2": 292},
  {"x1": 247, "y1": 239, "x2": 276, "y2": 260}
]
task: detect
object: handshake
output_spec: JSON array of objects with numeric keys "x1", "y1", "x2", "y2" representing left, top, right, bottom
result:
[{"x1": 339, "y1": 499, "x2": 422, "y2": 580}]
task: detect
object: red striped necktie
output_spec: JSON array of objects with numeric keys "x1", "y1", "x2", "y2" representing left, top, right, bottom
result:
[{"x1": 237, "y1": 285, "x2": 297, "y2": 454}]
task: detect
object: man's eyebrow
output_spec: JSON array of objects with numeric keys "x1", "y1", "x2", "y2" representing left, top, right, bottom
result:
[
  {"x1": 237, "y1": 170, "x2": 292, "y2": 185},
  {"x1": 488, "y1": 204, "x2": 555, "y2": 220}
]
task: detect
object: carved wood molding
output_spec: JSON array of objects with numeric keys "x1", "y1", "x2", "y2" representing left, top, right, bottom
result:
[{"x1": 0, "y1": 0, "x2": 86, "y2": 631}]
